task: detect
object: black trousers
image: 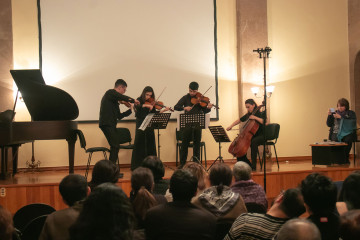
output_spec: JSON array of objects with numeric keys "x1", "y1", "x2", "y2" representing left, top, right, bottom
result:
[
  {"x1": 237, "y1": 135, "x2": 264, "y2": 170},
  {"x1": 180, "y1": 127, "x2": 202, "y2": 166},
  {"x1": 100, "y1": 126, "x2": 119, "y2": 164}
]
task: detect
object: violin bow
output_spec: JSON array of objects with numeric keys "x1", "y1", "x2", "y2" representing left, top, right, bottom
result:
[
  {"x1": 202, "y1": 86, "x2": 212, "y2": 96},
  {"x1": 155, "y1": 87, "x2": 166, "y2": 102}
]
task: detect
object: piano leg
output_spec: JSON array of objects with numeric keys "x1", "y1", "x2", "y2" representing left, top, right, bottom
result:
[
  {"x1": 1, "y1": 147, "x2": 5, "y2": 180},
  {"x1": 12, "y1": 145, "x2": 20, "y2": 176},
  {"x1": 67, "y1": 131, "x2": 77, "y2": 174}
]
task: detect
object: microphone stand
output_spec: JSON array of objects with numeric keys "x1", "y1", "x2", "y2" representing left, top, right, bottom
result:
[{"x1": 253, "y1": 46, "x2": 272, "y2": 192}]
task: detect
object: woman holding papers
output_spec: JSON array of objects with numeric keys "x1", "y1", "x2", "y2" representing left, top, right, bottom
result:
[
  {"x1": 327, "y1": 98, "x2": 357, "y2": 163},
  {"x1": 131, "y1": 86, "x2": 169, "y2": 170}
]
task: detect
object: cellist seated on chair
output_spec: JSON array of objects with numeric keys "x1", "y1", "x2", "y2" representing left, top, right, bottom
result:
[{"x1": 226, "y1": 99, "x2": 265, "y2": 171}]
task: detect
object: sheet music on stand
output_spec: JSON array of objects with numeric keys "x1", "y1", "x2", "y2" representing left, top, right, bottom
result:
[
  {"x1": 208, "y1": 126, "x2": 231, "y2": 143},
  {"x1": 177, "y1": 113, "x2": 210, "y2": 130},
  {"x1": 138, "y1": 113, "x2": 155, "y2": 131},
  {"x1": 139, "y1": 113, "x2": 172, "y2": 131}
]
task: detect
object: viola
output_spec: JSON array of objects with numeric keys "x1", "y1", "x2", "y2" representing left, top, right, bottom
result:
[
  {"x1": 228, "y1": 104, "x2": 264, "y2": 157},
  {"x1": 145, "y1": 97, "x2": 174, "y2": 112},
  {"x1": 191, "y1": 92, "x2": 219, "y2": 109}
]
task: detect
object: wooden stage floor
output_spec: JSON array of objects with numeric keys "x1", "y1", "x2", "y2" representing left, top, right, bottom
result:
[{"x1": 1, "y1": 158, "x2": 359, "y2": 214}]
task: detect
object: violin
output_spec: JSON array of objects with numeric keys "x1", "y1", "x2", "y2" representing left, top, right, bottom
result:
[
  {"x1": 145, "y1": 97, "x2": 174, "y2": 112},
  {"x1": 191, "y1": 92, "x2": 219, "y2": 109},
  {"x1": 119, "y1": 100, "x2": 132, "y2": 108}
]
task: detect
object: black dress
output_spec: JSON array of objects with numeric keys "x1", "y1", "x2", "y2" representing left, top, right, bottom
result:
[{"x1": 131, "y1": 98, "x2": 157, "y2": 170}]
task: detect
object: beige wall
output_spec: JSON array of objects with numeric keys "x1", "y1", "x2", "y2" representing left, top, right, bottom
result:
[
  {"x1": 267, "y1": 0, "x2": 350, "y2": 157},
  {"x1": 11, "y1": 0, "x2": 351, "y2": 167},
  {"x1": 12, "y1": 0, "x2": 239, "y2": 167}
]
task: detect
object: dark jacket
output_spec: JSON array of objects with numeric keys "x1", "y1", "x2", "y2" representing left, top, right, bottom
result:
[
  {"x1": 99, "y1": 89, "x2": 133, "y2": 127},
  {"x1": 145, "y1": 201, "x2": 216, "y2": 240}
]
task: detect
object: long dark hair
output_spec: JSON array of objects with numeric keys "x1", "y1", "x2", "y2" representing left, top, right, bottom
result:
[
  {"x1": 245, "y1": 98, "x2": 258, "y2": 108},
  {"x1": 139, "y1": 86, "x2": 155, "y2": 102},
  {"x1": 130, "y1": 167, "x2": 157, "y2": 223},
  {"x1": 69, "y1": 183, "x2": 135, "y2": 240}
]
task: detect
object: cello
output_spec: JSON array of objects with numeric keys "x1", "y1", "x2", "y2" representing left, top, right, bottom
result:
[{"x1": 228, "y1": 104, "x2": 264, "y2": 157}]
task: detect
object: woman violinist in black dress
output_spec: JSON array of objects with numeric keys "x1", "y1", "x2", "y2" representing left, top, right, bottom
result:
[
  {"x1": 131, "y1": 86, "x2": 169, "y2": 170},
  {"x1": 226, "y1": 99, "x2": 265, "y2": 170}
]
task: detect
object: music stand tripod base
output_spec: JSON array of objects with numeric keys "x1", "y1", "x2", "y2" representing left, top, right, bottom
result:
[{"x1": 207, "y1": 126, "x2": 231, "y2": 171}]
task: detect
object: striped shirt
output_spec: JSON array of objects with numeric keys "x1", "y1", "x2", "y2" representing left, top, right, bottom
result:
[{"x1": 223, "y1": 213, "x2": 288, "y2": 240}]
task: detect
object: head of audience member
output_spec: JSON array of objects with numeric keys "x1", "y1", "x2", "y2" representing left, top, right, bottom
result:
[
  {"x1": 59, "y1": 174, "x2": 89, "y2": 207},
  {"x1": 0, "y1": 206, "x2": 13, "y2": 240},
  {"x1": 272, "y1": 188, "x2": 305, "y2": 218},
  {"x1": 274, "y1": 219, "x2": 321, "y2": 240},
  {"x1": 233, "y1": 161, "x2": 252, "y2": 181},
  {"x1": 339, "y1": 209, "x2": 360, "y2": 240},
  {"x1": 209, "y1": 163, "x2": 232, "y2": 195},
  {"x1": 130, "y1": 167, "x2": 157, "y2": 221},
  {"x1": 183, "y1": 162, "x2": 207, "y2": 192},
  {"x1": 88, "y1": 160, "x2": 119, "y2": 190},
  {"x1": 339, "y1": 172, "x2": 360, "y2": 210},
  {"x1": 141, "y1": 156, "x2": 165, "y2": 181},
  {"x1": 69, "y1": 183, "x2": 135, "y2": 240},
  {"x1": 300, "y1": 173, "x2": 337, "y2": 215},
  {"x1": 170, "y1": 169, "x2": 197, "y2": 202}
]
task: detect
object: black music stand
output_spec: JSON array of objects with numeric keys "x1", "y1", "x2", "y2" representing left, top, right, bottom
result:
[
  {"x1": 207, "y1": 126, "x2": 231, "y2": 171},
  {"x1": 179, "y1": 113, "x2": 206, "y2": 165},
  {"x1": 146, "y1": 113, "x2": 171, "y2": 159}
]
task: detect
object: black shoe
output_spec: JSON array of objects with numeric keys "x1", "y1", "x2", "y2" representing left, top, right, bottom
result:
[{"x1": 118, "y1": 173, "x2": 124, "y2": 178}]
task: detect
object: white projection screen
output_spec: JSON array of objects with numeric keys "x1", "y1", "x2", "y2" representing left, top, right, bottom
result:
[{"x1": 39, "y1": 0, "x2": 218, "y2": 121}]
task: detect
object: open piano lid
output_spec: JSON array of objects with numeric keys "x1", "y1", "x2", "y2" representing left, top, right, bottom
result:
[{"x1": 10, "y1": 69, "x2": 79, "y2": 121}]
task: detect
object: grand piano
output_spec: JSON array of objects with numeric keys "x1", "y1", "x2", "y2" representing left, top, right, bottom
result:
[{"x1": 0, "y1": 69, "x2": 79, "y2": 179}]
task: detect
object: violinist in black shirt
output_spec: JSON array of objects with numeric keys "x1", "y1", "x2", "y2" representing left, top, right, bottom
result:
[
  {"x1": 99, "y1": 79, "x2": 139, "y2": 164},
  {"x1": 174, "y1": 82, "x2": 212, "y2": 168}
]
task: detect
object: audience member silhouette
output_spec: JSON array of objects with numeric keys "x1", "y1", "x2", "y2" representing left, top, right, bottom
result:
[
  {"x1": 192, "y1": 163, "x2": 247, "y2": 221},
  {"x1": 130, "y1": 167, "x2": 167, "y2": 229},
  {"x1": 224, "y1": 188, "x2": 306, "y2": 240},
  {"x1": 145, "y1": 169, "x2": 216, "y2": 240},
  {"x1": 339, "y1": 209, "x2": 360, "y2": 240},
  {"x1": 274, "y1": 218, "x2": 321, "y2": 240},
  {"x1": 231, "y1": 161, "x2": 267, "y2": 213},
  {"x1": 165, "y1": 161, "x2": 208, "y2": 202},
  {"x1": 141, "y1": 156, "x2": 169, "y2": 195},
  {"x1": 69, "y1": 183, "x2": 135, "y2": 240},
  {"x1": 301, "y1": 172, "x2": 339, "y2": 240},
  {"x1": 0, "y1": 205, "x2": 14, "y2": 240},
  {"x1": 88, "y1": 160, "x2": 119, "y2": 190},
  {"x1": 39, "y1": 174, "x2": 89, "y2": 240},
  {"x1": 338, "y1": 171, "x2": 360, "y2": 211}
]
